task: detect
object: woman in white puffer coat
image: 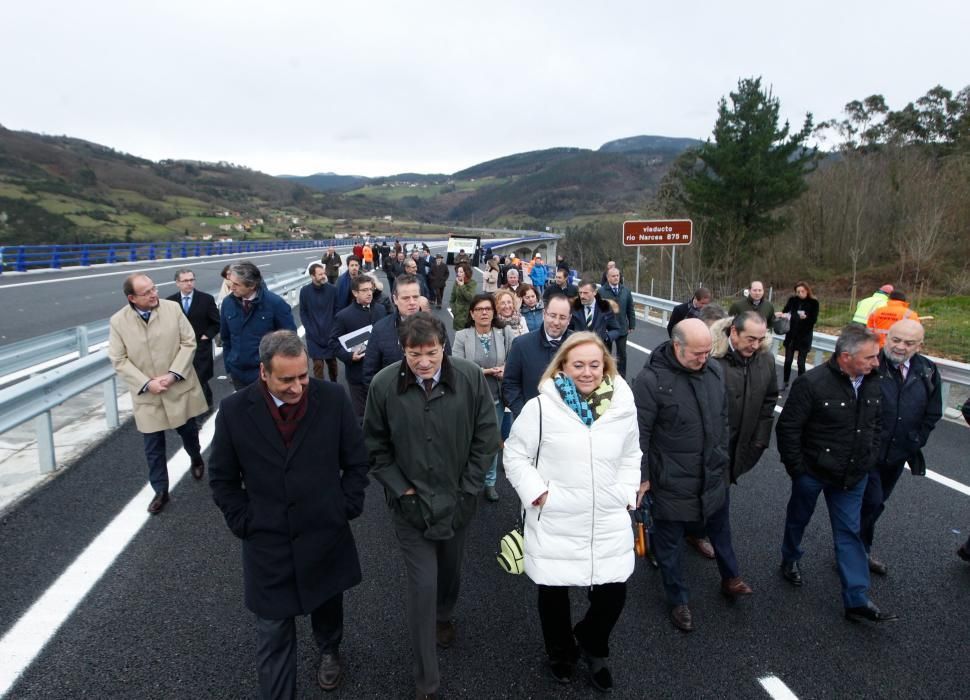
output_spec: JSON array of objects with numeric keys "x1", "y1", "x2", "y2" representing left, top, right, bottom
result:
[{"x1": 504, "y1": 332, "x2": 642, "y2": 693}]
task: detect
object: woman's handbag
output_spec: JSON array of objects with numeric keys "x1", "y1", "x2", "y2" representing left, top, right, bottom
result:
[
  {"x1": 496, "y1": 398, "x2": 542, "y2": 574},
  {"x1": 773, "y1": 315, "x2": 790, "y2": 335}
]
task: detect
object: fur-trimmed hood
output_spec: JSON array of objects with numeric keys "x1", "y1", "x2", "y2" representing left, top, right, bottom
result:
[{"x1": 710, "y1": 316, "x2": 774, "y2": 359}]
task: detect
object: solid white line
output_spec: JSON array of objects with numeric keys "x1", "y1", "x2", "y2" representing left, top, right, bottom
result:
[
  {"x1": 759, "y1": 675, "x2": 799, "y2": 700},
  {"x1": 0, "y1": 247, "x2": 347, "y2": 289},
  {"x1": 0, "y1": 412, "x2": 219, "y2": 698}
]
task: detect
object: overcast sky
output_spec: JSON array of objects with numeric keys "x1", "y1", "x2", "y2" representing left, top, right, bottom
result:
[{"x1": 4, "y1": 1, "x2": 968, "y2": 177}]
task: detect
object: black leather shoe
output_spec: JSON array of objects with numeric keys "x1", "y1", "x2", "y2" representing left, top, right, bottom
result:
[
  {"x1": 148, "y1": 490, "x2": 169, "y2": 514},
  {"x1": 958, "y1": 545, "x2": 970, "y2": 562},
  {"x1": 867, "y1": 555, "x2": 888, "y2": 576},
  {"x1": 780, "y1": 560, "x2": 802, "y2": 587},
  {"x1": 435, "y1": 619, "x2": 455, "y2": 649},
  {"x1": 190, "y1": 458, "x2": 205, "y2": 481},
  {"x1": 670, "y1": 605, "x2": 693, "y2": 632},
  {"x1": 317, "y1": 652, "x2": 342, "y2": 691},
  {"x1": 548, "y1": 659, "x2": 574, "y2": 684},
  {"x1": 845, "y1": 600, "x2": 899, "y2": 623}
]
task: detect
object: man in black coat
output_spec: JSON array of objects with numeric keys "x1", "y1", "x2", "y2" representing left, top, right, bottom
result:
[
  {"x1": 427, "y1": 255, "x2": 449, "y2": 309},
  {"x1": 542, "y1": 268, "x2": 578, "y2": 304},
  {"x1": 632, "y1": 318, "x2": 729, "y2": 633},
  {"x1": 300, "y1": 263, "x2": 339, "y2": 382},
  {"x1": 168, "y1": 268, "x2": 220, "y2": 407},
  {"x1": 328, "y1": 275, "x2": 388, "y2": 417},
  {"x1": 568, "y1": 280, "x2": 620, "y2": 349},
  {"x1": 776, "y1": 325, "x2": 897, "y2": 623},
  {"x1": 362, "y1": 275, "x2": 451, "y2": 386},
  {"x1": 861, "y1": 319, "x2": 942, "y2": 575},
  {"x1": 598, "y1": 267, "x2": 636, "y2": 377},
  {"x1": 209, "y1": 330, "x2": 369, "y2": 697},
  {"x1": 666, "y1": 288, "x2": 712, "y2": 337},
  {"x1": 502, "y1": 294, "x2": 573, "y2": 418}
]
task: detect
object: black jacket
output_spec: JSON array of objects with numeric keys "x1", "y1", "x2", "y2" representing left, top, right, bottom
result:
[
  {"x1": 208, "y1": 380, "x2": 369, "y2": 619},
  {"x1": 712, "y1": 339, "x2": 779, "y2": 482},
  {"x1": 428, "y1": 261, "x2": 449, "y2": 289},
  {"x1": 166, "y1": 289, "x2": 219, "y2": 382},
  {"x1": 781, "y1": 296, "x2": 819, "y2": 350},
  {"x1": 875, "y1": 352, "x2": 942, "y2": 465},
  {"x1": 543, "y1": 283, "x2": 578, "y2": 303},
  {"x1": 501, "y1": 328, "x2": 572, "y2": 417},
  {"x1": 667, "y1": 300, "x2": 703, "y2": 337},
  {"x1": 569, "y1": 297, "x2": 620, "y2": 346},
  {"x1": 299, "y1": 282, "x2": 338, "y2": 359},
  {"x1": 597, "y1": 284, "x2": 636, "y2": 336},
  {"x1": 632, "y1": 341, "x2": 729, "y2": 522},
  {"x1": 328, "y1": 302, "x2": 388, "y2": 385},
  {"x1": 362, "y1": 313, "x2": 452, "y2": 386},
  {"x1": 775, "y1": 358, "x2": 882, "y2": 488}
]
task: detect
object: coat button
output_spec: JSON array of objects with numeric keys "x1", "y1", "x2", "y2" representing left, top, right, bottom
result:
[{"x1": 427, "y1": 436, "x2": 433, "y2": 442}]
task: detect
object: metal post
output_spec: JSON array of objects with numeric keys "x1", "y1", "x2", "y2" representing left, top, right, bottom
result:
[
  {"x1": 103, "y1": 376, "x2": 119, "y2": 428},
  {"x1": 650, "y1": 278, "x2": 654, "y2": 296},
  {"x1": 669, "y1": 246, "x2": 676, "y2": 301},
  {"x1": 35, "y1": 411, "x2": 56, "y2": 473},
  {"x1": 635, "y1": 249, "x2": 640, "y2": 294},
  {"x1": 76, "y1": 326, "x2": 90, "y2": 357}
]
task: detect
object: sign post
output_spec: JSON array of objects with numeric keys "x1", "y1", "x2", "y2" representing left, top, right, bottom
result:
[{"x1": 622, "y1": 219, "x2": 693, "y2": 300}]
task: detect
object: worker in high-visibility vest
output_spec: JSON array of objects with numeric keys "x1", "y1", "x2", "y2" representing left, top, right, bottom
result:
[
  {"x1": 852, "y1": 284, "x2": 893, "y2": 324},
  {"x1": 867, "y1": 290, "x2": 919, "y2": 347}
]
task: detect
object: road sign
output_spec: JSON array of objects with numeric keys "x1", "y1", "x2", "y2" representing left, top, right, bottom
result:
[{"x1": 622, "y1": 219, "x2": 693, "y2": 246}]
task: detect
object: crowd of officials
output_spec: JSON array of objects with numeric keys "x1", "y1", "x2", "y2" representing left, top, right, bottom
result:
[{"x1": 103, "y1": 248, "x2": 970, "y2": 699}]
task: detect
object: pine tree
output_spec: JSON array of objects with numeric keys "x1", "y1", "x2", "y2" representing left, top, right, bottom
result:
[{"x1": 678, "y1": 77, "x2": 816, "y2": 267}]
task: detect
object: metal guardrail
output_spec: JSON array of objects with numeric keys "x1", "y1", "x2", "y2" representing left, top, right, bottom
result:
[
  {"x1": 629, "y1": 290, "x2": 970, "y2": 408},
  {"x1": 0, "y1": 269, "x2": 313, "y2": 473},
  {"x1": 0, "y1": 321, "x2": 111, "y2": 379},
  {"x1": 0, "y1": 239, "x2": 332, "y2": 273}
]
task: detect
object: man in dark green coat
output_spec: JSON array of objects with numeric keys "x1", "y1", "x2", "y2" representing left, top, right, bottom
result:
[{"x1": 363, "y1": 312, "x2": 500, "y2": 700}]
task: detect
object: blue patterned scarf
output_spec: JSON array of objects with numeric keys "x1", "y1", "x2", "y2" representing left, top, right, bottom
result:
[{"x1": 553, "y1": 373, "x2": 595, "y2": 425}]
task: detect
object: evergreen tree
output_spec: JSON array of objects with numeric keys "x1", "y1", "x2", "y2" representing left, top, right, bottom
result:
[{"x1": 677, "y1": 77, "x2": 816, "y2": 266}]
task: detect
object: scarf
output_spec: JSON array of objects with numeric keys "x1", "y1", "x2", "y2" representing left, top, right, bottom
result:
[
  {"x1": 553, "y1": 373, "x2": 614, "y2": 426},
  {"x1": 259, "y1": 380, "x2": 309, "y2": 448}
]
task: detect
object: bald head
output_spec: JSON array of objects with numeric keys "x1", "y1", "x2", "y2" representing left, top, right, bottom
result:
[
  {"x1": 884, "y1": 318, "x2": 924, "y2": 365},
  {"x1": 671, "y1": 318, "x2": 713, "y2": 371}
]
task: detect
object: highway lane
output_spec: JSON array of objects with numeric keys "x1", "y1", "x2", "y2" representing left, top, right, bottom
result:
[
  {"x1": 1, "y1": 270, "x2": 969, "y2": 698},
  {"x1": 0, "y1": 247, "x2": 350, "y2": 346}
]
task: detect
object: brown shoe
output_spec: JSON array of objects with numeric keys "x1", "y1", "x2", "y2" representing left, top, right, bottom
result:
[
  {"x1": 317, "y1": 652, "x2": 342, "y2": 691},
  {"x1": 670, "y1": 604, "x2": 693, "y2": 632},
  {"x1": 435, "y1": 619, "x2": 455, "y2": 649},
  {"x1": 148, "y1": 491, "x2": 169, "y2": 514},
  {"x1": 190, "y1": 458, "x2": 205, "y2": 481},
  {"x1": 686, "y1": 535, "x2": 715, "y2": 559},
  {"x1": 721, "y1": 577, "x2": 754, "y2": 599}
]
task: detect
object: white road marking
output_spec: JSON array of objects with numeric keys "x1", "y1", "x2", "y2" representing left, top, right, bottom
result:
[
  {"x1": 759, "y1": 676, "x2": 799, "y2": 700},
  {"x1": 0, "y1": 248, "x2": 347, "y2": 289},
  {"x1": 0, "y1": 413, "x2": 218, "y2": 698}
]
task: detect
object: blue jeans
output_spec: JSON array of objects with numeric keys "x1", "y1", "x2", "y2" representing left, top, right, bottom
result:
[
  {"x1": 485, "y1": 401, "x2": 504, "y2": 487},
  {"x1": 859, "y1": 460, "x2": 906, "y2": 552},
  {"x1": 142, "y1": 419, "x2": 202, "y2": 494},
  {"x1": 782, "y1": 472, "x2": 870, "y2": 608}
]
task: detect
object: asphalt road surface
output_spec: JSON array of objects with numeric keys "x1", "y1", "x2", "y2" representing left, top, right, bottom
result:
[{"x1": 1, "y1": 269, "x2": 969, "y2": 699}]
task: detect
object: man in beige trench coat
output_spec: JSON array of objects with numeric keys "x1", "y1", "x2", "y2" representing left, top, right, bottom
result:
[{"x1": 108, "y1": 273, "x2": 209, "y2": 514}]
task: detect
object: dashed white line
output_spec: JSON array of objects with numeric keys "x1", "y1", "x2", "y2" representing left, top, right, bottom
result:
[{"x1": 759, "y1": 675, "x2": 799, "y2": 700}]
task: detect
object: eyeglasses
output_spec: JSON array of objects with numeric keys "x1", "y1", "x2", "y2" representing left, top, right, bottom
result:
[
  {"x1": 472, "y1": 307, "x2": 493, "y2": 313},
  {"x1": 132, "y1": 286, "x2": 158, "y2": 296},
  {"x1": 177, "y1": 278, "x2": 195, "y2": 283}
]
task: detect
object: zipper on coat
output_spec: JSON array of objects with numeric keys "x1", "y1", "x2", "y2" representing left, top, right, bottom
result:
[{"x1": 588, "y1": 427, "x2": 595, "y2": 587}]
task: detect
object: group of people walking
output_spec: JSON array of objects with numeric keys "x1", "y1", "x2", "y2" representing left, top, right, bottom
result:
[{"x1": 104, "y1": 252, "x2": 965, "y2": 700}]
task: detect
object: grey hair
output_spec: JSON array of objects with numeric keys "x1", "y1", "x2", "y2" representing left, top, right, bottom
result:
[
  {"x1": 229, "y1": 261, "x2": 262, "y2": 289},
  {"x1": 835, "y1": 324, "x2": 879, "y2": 356},
  {"x1": 699, "y1": 304, "x2": 727, "y2": 325},
  {"x1": 173, "y1": 268, "x2": 195, "y2": 282},
  {"x1": 259, "y1": 330, "x2": 307, "y2": 370},
  {"x1": 733, "y1": 310, "x2": 766, "y2": 333},
  {"x1": 671, "y1": 324, "x2": 687, "y2": 346}
]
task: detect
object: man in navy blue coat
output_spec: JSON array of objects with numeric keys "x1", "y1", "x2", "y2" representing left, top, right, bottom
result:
[
  {"x1": 299, "y1": 263, "x2": 339, "y2": 382},
  {"x1": 502, "y1": 294, "x2": 573, "y2": 418},
  {"x1": 210, "y1": 330, "x2": 369, "y2": 697},
  {"x1": 569, "y1": 280, "x2": 620, "y2": 348},
  {"x1": 598, "y1": 267, "x2": 637, "y2": 378},
  {"x1": 328, "y1": 275, "x2": 388, "y2": 417},
  {"x1": 362, "y1": 274, "x2": 451, "y2": 386},
  {"x1": 221, "y1": 261, "x2": 297, "y2": 390}
]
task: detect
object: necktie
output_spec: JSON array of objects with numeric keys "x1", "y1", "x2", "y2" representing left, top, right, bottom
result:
[
  {"x1": 612, "y1": 286, "x2": 619, "y2": 296},
  {"x1": 585, "y1": 306, "x2": 593, "y2": 326},
  {"x1": 140, "y1": 311, "x2": 151, "y2": 323},
  {"x1": 549, "y1": 338, "x2": 561, "y2": 348},
  {"x1": 243, "y1": 299, "x2": 252, "y2": 314},
  {"x1": 182, "y1": 296, "x2": 190, "y2": 313},
  {"x1": 900, "y1": 364, "x2": 908, "y2": 381},
  {"x1": 422, "y1": 378, "x2": 435, "y2": 395},
  {"x1": 361, "y1": 305, "x2": 369, "y2": 310}
]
